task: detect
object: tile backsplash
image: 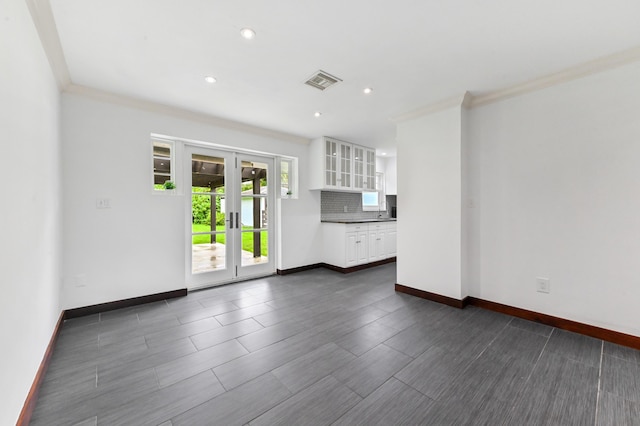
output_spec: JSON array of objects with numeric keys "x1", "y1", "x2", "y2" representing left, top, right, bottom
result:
[{"x1": 321, "y1": 191, "x2": 397, "y2": 220}]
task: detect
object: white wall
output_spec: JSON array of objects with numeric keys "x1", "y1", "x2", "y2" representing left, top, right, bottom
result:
[
  {"x1": 384, "y1": 156, "x2": 397, "y2": 195},
  {"x1": 396, "y1": 106, "x2": 464, "y2": 299},
  {"x1": 61, "y1": 93, "x2": 321, "y2": 309},
  {"x1": 469, "y1": 61, "x2": 640, "y2": 337},
  {"x1": 0, "y1": 0, "x2": 62, "y2": 424}
]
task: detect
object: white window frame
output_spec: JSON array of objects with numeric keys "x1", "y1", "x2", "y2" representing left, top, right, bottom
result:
[
  {"x1": 278, "y1": 156, "x2": 299, "y2": 199},
  {"x1": 152, "y1": 139, "x2": 175, "y2": 193},
  {"x1": 376, "y1": 172, "x2": 387, "y2": 211}
]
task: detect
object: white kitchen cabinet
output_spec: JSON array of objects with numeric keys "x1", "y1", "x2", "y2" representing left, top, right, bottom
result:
[
  {"x1": 310, "y1": 137, "x2": 376, "y2": 191},
  {"x1": 322, "y1": 222, "x2": 396, "y2": 269},
  {"x1": 367, "y1": 222, "x2": 386, "y2": 262},
  {"x1": 345, "y1": 228, "x2": 369, "y2": 267},
  {"x1": 355, "y1": 231, "x2": 369, "y2": 264},
  {"x1": 345, "y1": 232, "x2": 358, "y2": 267},
  {"x1": 384, "y1": 223, "x2": 397, "y2": 257},
  {"x1": 353, "y1": 145, "x2": 376, "y2": 191},
  {"x1": 365, "y1": 149, "x2": 376, "y2": 190}
]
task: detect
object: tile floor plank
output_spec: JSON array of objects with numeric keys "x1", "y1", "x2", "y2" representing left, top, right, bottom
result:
[
  {"x1": 332, "y1": 378, "x2": 435, "y2": 426},
  {"x1": 249, "y1": 375, "x2": 361, "y2": 426},
  {"x1": 171, "y1": 373, "x2": 291, "y2": 426},
  {"x1": 332, "y1": 344, "x2": 413, "y2": 398},
  {"x1": 97, "y1": 371, "x2": 224, "y2": 426},
  {"x1": 271, "y1": 342, "x2": 356, "y2": 393}
]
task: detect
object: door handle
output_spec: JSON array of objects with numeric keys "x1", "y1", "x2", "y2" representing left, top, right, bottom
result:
[
  {"x1": 229, "y1": 212, "x2": 233, "y2": 229},
  {"x1": 236, "y1": 212, "x2": 239, "y2": 229}
]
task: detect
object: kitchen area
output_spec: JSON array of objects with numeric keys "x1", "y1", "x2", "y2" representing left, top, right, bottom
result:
[{"x1": 309, "y1": 136, "x2": 398, "y2": 272}]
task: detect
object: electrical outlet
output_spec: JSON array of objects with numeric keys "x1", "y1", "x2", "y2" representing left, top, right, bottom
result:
[
  {"x1": 536, "y1": 277, "x2": 550, "y2": 293},
  {"x1": 96, "y1": 198, "x2": 111, "y2": 209},
  {"x1": 75, "y1": 274, "x2": 87, "y2": 288},
  {"x1": 343, "y1": 205, "x2": 348, "y2": 213}
]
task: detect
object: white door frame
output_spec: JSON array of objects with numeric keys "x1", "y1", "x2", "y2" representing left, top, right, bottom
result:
[{"x1": 184, "y1": 144, "x2": 276, "y2": 290}]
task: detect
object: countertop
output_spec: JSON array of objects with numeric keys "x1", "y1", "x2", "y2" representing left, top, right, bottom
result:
[{"x1": 321, "y1": 218, "x2": 397, "y2": 224}]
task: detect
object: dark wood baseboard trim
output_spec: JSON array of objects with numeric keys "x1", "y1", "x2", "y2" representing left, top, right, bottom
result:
[
  {"x1": 16, "y1": 311, "x2": 65, "y2": 426},
  {"x1": 277, "y1": 258, "x2": 397, "y2": 276},
  {"x1": 395, "y1": 283, "x2": 469, "y2": 309},
  {"x1": 277, "y1": 263, "x2": 323, "y2": 275},
  {"x1": 323, "y1": 257, "x2": 397, "y2": 274},
  {"x1": 467, "y1": 297, "x2": 640, "y2": 350},
  {"x1": 64, "y1": 288, "x2": 187, "y2": 319}
]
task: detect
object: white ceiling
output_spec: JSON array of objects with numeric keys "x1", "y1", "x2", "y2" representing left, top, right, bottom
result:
[{"x1": 48, "y1": 0, "x2": 640, "y2": 155}]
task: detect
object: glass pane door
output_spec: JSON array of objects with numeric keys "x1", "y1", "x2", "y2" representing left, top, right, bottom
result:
[
  {"x1": 235, "y1": 155, "x2": 274, "y2": 279},
  {"x1": 186, "y1": 147, "x2": 234, "y2": 288},
  {"x1": 186, "y1": 147, "x2": 275, "y2": 288}
]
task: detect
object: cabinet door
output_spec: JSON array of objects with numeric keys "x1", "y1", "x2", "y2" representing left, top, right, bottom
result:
[
  {"x1": 368, "y1": 230, "x2": 385, "y2": 261},
  {"x1": 385, "y1": 227, "x2": 397, "y2": 257},
  {"x1": 356, "y1": 231, "x2": 368, "y2": 264},
  {"x1": 353, "y1": 146, "x2": 365, "y2": 190},
  {"x1": 376, "y1": 230, "x2": 385, "y2": 260},
  {"x1": 324, "y1": 138, "x2": 338, "y2": 188},
  {"x1": 338, "y1": 142, "x2": 352, "y2": 189},
  {"x1": 365, "y1": 149, "x2": 376, "y2": 190},
  {"x1": 345, "y1": 232, "x2": 358, "y2": 267}
]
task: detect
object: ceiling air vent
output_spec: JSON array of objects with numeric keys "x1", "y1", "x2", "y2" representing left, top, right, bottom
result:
[{"x1": 304, "y1": 70, "x2": 342, "y2": 91}]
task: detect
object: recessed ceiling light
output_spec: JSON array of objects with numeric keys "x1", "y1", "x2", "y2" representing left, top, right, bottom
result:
[
  {"x1": 204, "y1": 76, "x2": 216, "y2": 83},
  {"x1": 314, "y1": 112, "x2": 322, "y2": 117},
  {"x1": 240, "y1": 28, "x2": 256, "y2": 39},
  {"x1": 381, "y1": 153, "x2": 387, "y2": 156},
  {"x1": 363, "y1": 87, "x2": 373, "y2": 94}
]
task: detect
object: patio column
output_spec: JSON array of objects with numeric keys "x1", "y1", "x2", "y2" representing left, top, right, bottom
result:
[
  {"x1": 210, "y1": 182, "x2": 217, "y2": 243},
  {"x1": 252, "y1": 177, "x2": 261, "y2": 257}
]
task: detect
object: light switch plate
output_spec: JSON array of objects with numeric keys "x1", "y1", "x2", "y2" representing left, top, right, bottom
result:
[
  {"x1": 536, "y1": 277, "x2": 550, "y2": 293},
  {"x1": 96, "y1": 198, "x2": 111, "y2": 209}
]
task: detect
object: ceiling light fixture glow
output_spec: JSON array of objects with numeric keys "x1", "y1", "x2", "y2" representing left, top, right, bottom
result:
[
  {"x1": 314, "y1": 112, "x2": 322, "y2": 117},
  {"x1": 363, "y1": 87, "x2": 373, "y2": 94},
  {"x1": 240, "y1": 28, "x2": 256, "y2": 39},
  {"x1": 204, "y1": 76, "x2": 217, "y2": 83}
]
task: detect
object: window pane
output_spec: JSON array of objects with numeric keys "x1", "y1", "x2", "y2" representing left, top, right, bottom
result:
[
  {"x1": 241, "y1": 161, "x2": 268, "y2": 193},
  {"x1": 191, "y1": 194, "x2": 226, "y2": 229},
  {"x1": 153, "y1": 141, "x2": 173, "y2": 191},
  {"x1": 192, "y1": 238, "x2": 226, "y2": 273},
  {"x1": 241, "y1": 196, "x2": 267, "y2": 229},
  {"x1": 240, "y1": 230, "x2": 268, "y2": 267},
  {"x1": 280, "y1": 160, "x2": 290, "y2": 193},
  {"x1": 192, "y1": 154, "x2": 225, "y2": 193}
]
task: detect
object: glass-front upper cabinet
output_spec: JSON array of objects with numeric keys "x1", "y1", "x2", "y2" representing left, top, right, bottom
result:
[
  {"x1": 353, "y1": 145, "x2": 376, "y2": 191},
  {"x1": 365, "y1": 148, "x2": 376, "y2": 190},
  {"x1": 322, "y1": 137, "x2": 352, "y2": 190},
  {"x1": 310, "y1": 136, "x2": 376, "y2": 191}
]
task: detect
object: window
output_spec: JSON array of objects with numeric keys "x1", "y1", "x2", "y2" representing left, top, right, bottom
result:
[
  {"x1": 279, "y1": 157, "x2": 298, "y2": 199},
  {"x1": 376, "y1": 172, "x2": 387, "y2": 211},
  {"x1": 152, "y1": 140, "x2": 175, "y2": 192}
]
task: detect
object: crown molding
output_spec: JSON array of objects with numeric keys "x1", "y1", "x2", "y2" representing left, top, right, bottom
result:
[
  {"x1": 390, "y1": 91, "x2": 470, "y2": 123},
  {"x1": 470, "y1": 45, "x2": 640, "y2": 107},
  {"x1": 63, "y1": 84, "x2": 310, "y2": 145},
  {"x1": 391, "y1": 46, "x2": 640, "y2": 121},
  {"x1": 25, "y1": 0, "x2": 71, "y2": 90}
]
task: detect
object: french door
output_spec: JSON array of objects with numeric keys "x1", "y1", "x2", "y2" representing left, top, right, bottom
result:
[{"x1": 185, "y1": 145, "x2": 275, "y2": 289}]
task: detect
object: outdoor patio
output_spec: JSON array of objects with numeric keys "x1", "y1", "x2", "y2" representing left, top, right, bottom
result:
[{"x1": 192, "y1": 243, "x2": 268, "y2": 273}]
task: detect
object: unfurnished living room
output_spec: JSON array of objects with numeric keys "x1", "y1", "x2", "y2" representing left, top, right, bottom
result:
[{"x1": 3, "y1": 0, "x2": 640, "y2": 425}]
